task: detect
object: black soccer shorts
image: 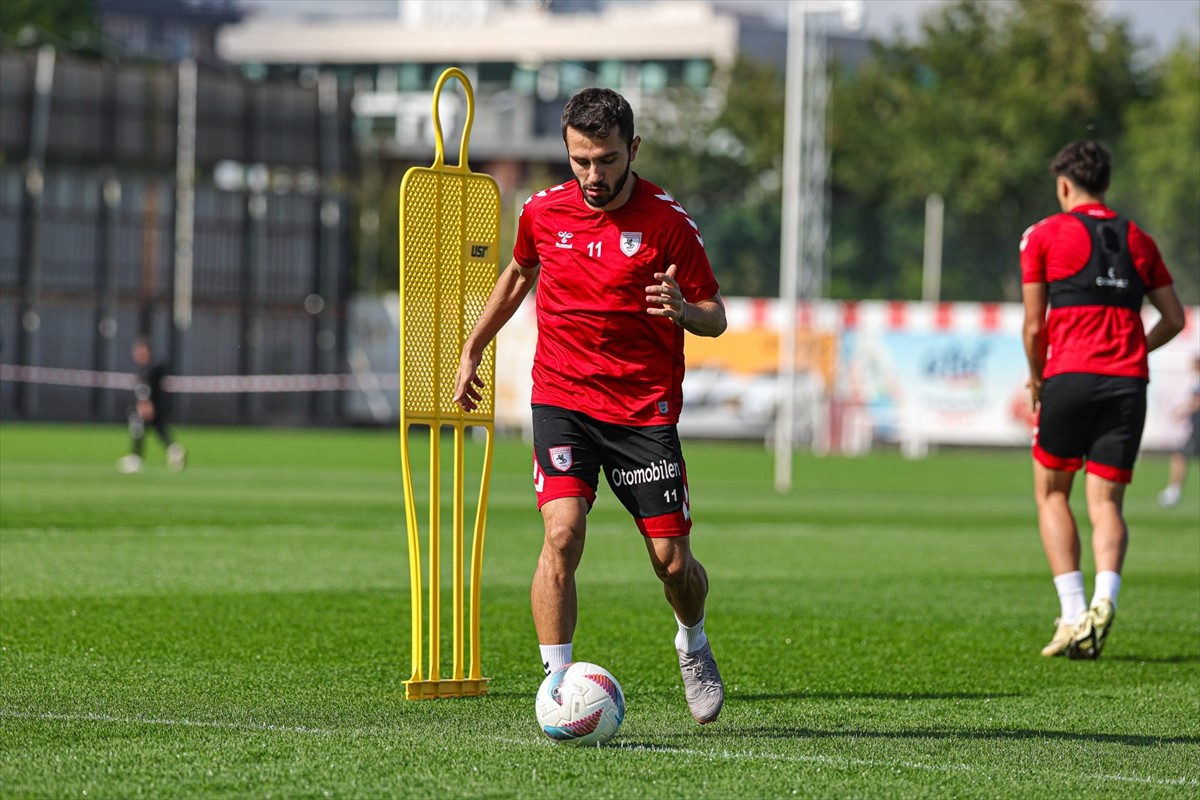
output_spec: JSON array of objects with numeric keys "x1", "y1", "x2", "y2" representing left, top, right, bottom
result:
[
  {"x1": 1033, "y1": 373, "x2": 1148, "y2": 483},
  {"x1": 531, "y1": 404, "x2": 692, "y2": 537}
]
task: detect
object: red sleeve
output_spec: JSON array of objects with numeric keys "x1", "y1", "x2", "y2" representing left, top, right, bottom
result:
[
  {"x1": 668, "y1": 221, "x2": 719, "y2": 302},
  {"x1": 512, "y1": 196, "x2": 539, "y2": 269},
  {"x1": 1019, "y1": 219, "x2": 1050, "y2": 284},
  {"x1": 1128, "y1": 222, "x2": 1174, "y2": 290},
  {"x1": 1020, "y1": 213, "x2": 1095, "y2": 284}
]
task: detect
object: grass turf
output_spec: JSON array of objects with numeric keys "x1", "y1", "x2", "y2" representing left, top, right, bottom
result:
[{"x1": 1, "y1": 422, "x2": 1197, "y2": 798}]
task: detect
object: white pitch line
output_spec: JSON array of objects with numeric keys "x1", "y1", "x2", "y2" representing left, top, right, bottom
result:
[
  {"x1": 6, "y1": 711, "x2": 1196, "y2": 789},
  {"x1": 495, "y1": 736, "x2": 972, "y2": 773},
  {"x1": 1092, "y1": 773, "x2": 1200, "y2": 789},
  {"x1": 0, "y1": 709, "x2": 332, "y2": 736},
  {"x1": 499, "y1": 736, "x2": 1200, "y2": 789}
]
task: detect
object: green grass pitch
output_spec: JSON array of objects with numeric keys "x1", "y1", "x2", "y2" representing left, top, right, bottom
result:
[{"x1": 1, "y1": 422, "x2": 1197, "y2": 798}]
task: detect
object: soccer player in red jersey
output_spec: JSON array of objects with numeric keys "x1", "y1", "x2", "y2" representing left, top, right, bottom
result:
[
  {"x1": 1021, "y1": 140, "x2": 1185, "y2": 659},
  {"x1": 454, "y1": 88, "x2": 727, "y2": 723}
]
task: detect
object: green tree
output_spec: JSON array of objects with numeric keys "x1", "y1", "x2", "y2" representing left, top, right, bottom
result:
[
  {"x1": 0, "y1": 0, "x2": 97, "y2": 46},
  {"x1": 829, "y1": 0, "x2": 1147, "y2": 301},
  {"x1": 637, "y1": 57, "x2": 786, "y2": 297},
  {"x1": 1121, "y1": 42, "x2": 1200, "y2": 304}
]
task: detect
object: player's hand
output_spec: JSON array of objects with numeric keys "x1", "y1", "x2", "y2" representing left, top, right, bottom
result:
[
  {"x1": 646, "y1": 264, "x2": 685, "y2": 325},
  {"x1": 137, "y1": 399, "x2": 155, "y2": 421},
  {"x1": 1026, "y1": 376, "x2": 1042, "y2": 412},
  {"x1": 453, "y1": 353, "x2": 485, "y2": 412}
]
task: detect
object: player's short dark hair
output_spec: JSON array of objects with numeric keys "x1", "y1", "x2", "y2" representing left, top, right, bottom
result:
[
  {"x1": 1050, "y1": 140, "x2": 1112, "y2": 195},
  {"x1": 560, "y1": 88, "x2": 635, "y2": 147}
]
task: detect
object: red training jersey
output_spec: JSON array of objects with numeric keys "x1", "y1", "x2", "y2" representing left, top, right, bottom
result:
[
  {"x1": 513, "y1": 175, "x2": 720, "y2": 425},
  {"x1": 1020, "y1": 203, "x2": 1174, "y2": 380}
]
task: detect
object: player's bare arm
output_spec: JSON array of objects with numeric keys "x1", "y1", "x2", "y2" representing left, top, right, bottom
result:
[
  {"x1": 1021, "y1": 281, "x2": 1048, "y2": 409},
  {"x1": 454, "y1": 258, "x2": 540, "y2": 411},
  {"x1": 645, "y1": 264, "x2": 727, "y2": 338},
  {"x1": 1143, "y1": 284, "x2": 1185, "y2": 353}
]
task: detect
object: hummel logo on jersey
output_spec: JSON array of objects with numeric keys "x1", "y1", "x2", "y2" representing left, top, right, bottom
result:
[
  {"x1": 620, "y1": 232, "x2": 642, "y2": 257},
  {"x1": 555, "y1": 231, "x2": 574, "y2": 249},
  {"x1": 654, "y1": 191, "x2": 705, "y2": 246}
]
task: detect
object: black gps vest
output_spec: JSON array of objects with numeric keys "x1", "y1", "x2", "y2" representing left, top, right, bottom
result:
[{"x1": 1048, "y1": 213, "x2": 1145, "y2": 311}]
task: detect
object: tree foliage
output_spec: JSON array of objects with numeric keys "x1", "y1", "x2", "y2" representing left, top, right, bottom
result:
[
  {"x1": 634, "y1": 0, "x2": 1200, "y2": 304},
  {"x1": 0, "y1": 0, "x2": 97, "y2": 46},
  {"x1": 829, "y1": 0, "x2": 1147, "y2": 301},
  {"x1": 636, "y1": 57, "x2": 786, "y2": 297},
  {"x1": 1121, "y1": 42, "x2": 1200, "y2": 302}
]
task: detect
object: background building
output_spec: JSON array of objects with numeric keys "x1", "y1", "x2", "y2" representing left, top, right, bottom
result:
[{"x1": 94, "y1": 0, "x2": 243, "y2": 64}]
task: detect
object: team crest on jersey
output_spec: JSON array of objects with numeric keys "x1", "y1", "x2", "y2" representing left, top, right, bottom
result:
[
  {"x1": 620, "y1": 232, "x2": 642, "y2": 257},
  {"x1": 549, "y1": 446, "x2": 573, "y2": 471},
  {"x1": 657, "y1": 401, "x2": 669, "y2": 415}
]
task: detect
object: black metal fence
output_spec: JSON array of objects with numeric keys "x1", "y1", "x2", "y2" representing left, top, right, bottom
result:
[{"x1": 0, "y1": 46, "x2": 358, "y2": 425}]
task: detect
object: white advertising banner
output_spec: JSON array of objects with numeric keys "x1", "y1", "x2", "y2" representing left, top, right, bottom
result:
[{"x1": 351, "y1": 293, "x2": 1199, "y2": 453}]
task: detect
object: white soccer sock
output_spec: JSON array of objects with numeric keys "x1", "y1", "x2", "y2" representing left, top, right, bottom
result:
[
  {"x1": 539, "y1": 643, "x2": 572, "y2": 676},
  {"x1": 675, "y1": 613, "x2": 708, "y2": 654},
  {"x1": 1093, "y1": 571, "x2": 1121, "y2": 609},
  {"x1": 1053, "y1": 570, "x2": 1087, "y2": 623}
]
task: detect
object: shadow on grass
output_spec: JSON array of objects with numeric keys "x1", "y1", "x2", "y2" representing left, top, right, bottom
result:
[
  {"x1": 621, "y1": 720, "x2": 1200, "y2": 749},
  {"x1": 1104, "y1": 653, "x2": 1200, "y2": 664},
  {"x1": 734, "y1": 691, "x2": 1022, "y2": 702},
  {"x1": 728, "y1": 726, "x2": 1200, "y2": 747}
]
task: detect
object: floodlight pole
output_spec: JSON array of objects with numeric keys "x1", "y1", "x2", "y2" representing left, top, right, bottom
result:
[
  {"x1": 171, "y1": 58, "x2": 197, "y2": 376},
  {"x1": 775, "y1": 0, "x2": 862, "y2": 493},
  {"x1": 922, "y1": 193, "x2": 944, "y2": 303},
  {"x1": 775, "y1": 1, "x2": 806, "y2": 494}
]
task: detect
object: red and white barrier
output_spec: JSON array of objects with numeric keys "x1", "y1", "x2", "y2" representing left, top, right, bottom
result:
[{"x1": 0, "y1": 364, "x2": 400, "y2": 393}]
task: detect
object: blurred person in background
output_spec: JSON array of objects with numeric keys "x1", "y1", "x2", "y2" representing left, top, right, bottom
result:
[
  {"x1": 1157, "y1": 354, "x2": 1200, "y2": 509},
  {"x1": 1021, "y1": 139, "x2": 1185, "y2": 660},
  {"x1": 453, "y1": 87, "x2": 727, "y2": 724},
  {"x1": 118, "y1": 337, "x2": 186, "y2": 474}
]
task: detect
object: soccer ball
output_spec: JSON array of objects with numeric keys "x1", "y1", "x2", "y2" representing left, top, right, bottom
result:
[{"x1": 535, "y1": 662, "x2": 625, "y2": 746}]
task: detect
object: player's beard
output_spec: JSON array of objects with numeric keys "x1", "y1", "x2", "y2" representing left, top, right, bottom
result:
[{"x1": 581, "y1": 159, "x2": 632, "y2": 209}]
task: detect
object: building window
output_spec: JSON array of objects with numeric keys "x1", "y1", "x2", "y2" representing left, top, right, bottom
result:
[
  {"x1": 397, "y1": 63, "x2": 422, "y2": 91},
  {"x1": 597, "y1": 60, "x2": 623, "y2": 89},
  {"x1": 683, "y1": 59, "x2": 711, "y2": 90},
  {"x1": 559, "y1": 61, "x2": 590, "y2": 96},
  {"x1": 640, "y1": 62, "x2": 668, "y2": 92},
  {"x1": 511, "y1": 66, "x2": 537, "y2": 96},
  {"x1": 477, "y1": 62, "x2": 515, "y2": 89}
]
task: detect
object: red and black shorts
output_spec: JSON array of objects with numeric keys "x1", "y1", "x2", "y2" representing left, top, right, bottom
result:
[
  {"x1": 1033, "y1": 373, "x2": 1148, "y2": 484},
  {"x1": 531, "y1": 404, "x2": 692, "y2": 538}
]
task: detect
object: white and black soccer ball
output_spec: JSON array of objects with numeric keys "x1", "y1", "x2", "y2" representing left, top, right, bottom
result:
[{"x1": 535, "y1": 661, "x2": 625, "y2": 746}]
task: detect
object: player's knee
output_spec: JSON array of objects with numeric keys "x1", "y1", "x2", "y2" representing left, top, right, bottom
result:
[{"x1": 542, "y1": 521, "x2": 584, "y2": 558}]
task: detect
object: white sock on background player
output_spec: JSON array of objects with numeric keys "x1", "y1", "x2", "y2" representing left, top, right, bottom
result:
[
  {"x1": 1093, "y1": 570, "x2": 1121, "y2": 609},
  {"x1": 1053, "y1": 570, "x2": 1087, "y2": 622}
]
